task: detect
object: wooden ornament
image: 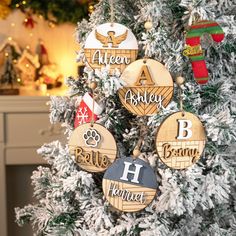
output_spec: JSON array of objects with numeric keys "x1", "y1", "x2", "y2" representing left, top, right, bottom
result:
[
  {"x1": 89, "y1": 81, "x2": 98, "y2": 90},
  {"x1": 144, "y1": 21, "x2": 153, "y2": 30},
  {"x1": 133, "y1": 149, "x2": 141, "y2": 158},
  {"x1": 103, "y1": 157, "x2": 157, "y2": 212},
  {"x1": 155, "y1": 111, "x2": 206, "y2": 169},
  {"x1": 68, "y1": 123, "x2": 117, "y2": 172},
  {"x1": 84, "y1": 22, "x2": 138, "y2": 74},
  {"x1": 118, "y1": 59, "x2": 174, "y2": 116},
  {"x1": 175, "y1": 76, "x2": 185, "y2": 85}
]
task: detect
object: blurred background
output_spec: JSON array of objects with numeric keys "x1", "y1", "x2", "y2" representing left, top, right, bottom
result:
[{"x1": 0, "y1": 1, "x2": 96, "y2": 235}]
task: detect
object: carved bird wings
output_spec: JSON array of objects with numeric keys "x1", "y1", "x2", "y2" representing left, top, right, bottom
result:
[
  {"x1": 95, "y1": 30, "x2": 108, "y2": 45},
  {"x1": 95, "y1": 29, "x2": 128, "y2": 47},
  {"x1": 113, "y1": 30, "x2": 128, "y2": 44}
]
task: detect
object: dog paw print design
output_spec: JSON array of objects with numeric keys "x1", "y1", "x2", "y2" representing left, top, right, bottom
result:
[
  {"x1": 68, "y1": 123, "x2": 117, "y2": 173},
  {"x1": 83, "y1": 128, "x2": 101, "y2": 147}
]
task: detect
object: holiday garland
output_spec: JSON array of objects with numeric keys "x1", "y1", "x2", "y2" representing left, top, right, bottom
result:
[{"x1": 10, "y1": 0, "x2": 97, "y2": 24}]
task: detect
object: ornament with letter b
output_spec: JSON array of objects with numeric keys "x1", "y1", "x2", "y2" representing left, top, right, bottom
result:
[
  {"x1": 84, "y1": 22, "x2": 138, "y2": 74},
  {"x1": 102, "y1": 157, "x2": 158, "y2": 212},
  {"x1": 118, "y1": 59, "x2": 174, "y2": 116},
  {"x1": 155, "y1": 111, "x2": 206, "y2": 169}
]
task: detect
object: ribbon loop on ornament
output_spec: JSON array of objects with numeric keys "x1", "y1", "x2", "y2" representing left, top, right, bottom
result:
[
  {"x1": 176, "y1": 77, "x2": 185, "y2": 117},
  {"x1": 109, "y1": 0, "x2": 115, "y2": 26}
]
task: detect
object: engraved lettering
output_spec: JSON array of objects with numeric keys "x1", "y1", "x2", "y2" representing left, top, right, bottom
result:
[
  {"x1": 92, "y1": 50, "x2": 131, "y2": 66},
  {"x1": 162, "y1": 143, "x2": 199, "y2": 161},
  {"x1": 74, "y1": 147, "x2": 110, "y2": 168},
  {"x1": 124, "y1": 90, "x2": 165, "y2": 109},
  {"x1": 108, "y1": 183, "x2": 146, "y2": 204},
  {"x1": 177, "y1": 119, "x2": 193, "y2": 140},
  {"x1": 134, "y1": 65, "x2": 155, "y2": 86}
]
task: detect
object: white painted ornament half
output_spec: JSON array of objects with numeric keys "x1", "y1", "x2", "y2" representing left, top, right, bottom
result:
[{"x1": 84, "y1": 22, "x2": 138, "y2": 74}]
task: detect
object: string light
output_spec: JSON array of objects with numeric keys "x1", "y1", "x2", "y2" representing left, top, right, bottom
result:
[
  {"x1": 26, "y1": 63, "x2": 29, "y2": 68},
  {"x1": 48, "y1": 21, "x2": 56, "y2": 28},
  {"x1": 26, "y1": 45, "x2": 30, "y2": 50},
  {"x1": 11, "y1": 23, "x2": 15, "y2": 27},
  {"x1": 5, "y1": 52, "x2": 9, "y2": 57},
  {"x1": 88, "y1": 5, "x2": 94, "y2": 13},
  {"x1": 8, "y1": 36, "x2": 12, "y2": 41},
  {"x1": 16, "y1": 1, "x2": 27, "y2": 8}
]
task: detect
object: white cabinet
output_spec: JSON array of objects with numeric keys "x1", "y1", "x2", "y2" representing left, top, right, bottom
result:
[{"x1": 0, "y1": 96, "x2": 65, "y2": 236}]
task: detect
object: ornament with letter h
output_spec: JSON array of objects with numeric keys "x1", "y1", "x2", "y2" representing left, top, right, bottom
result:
[
  {"x1": 74, "y1": 92, "x2": 104, "y2": 128},
  {"x1": 102, "y1": 156, "x2": 158, "y2": 212}
]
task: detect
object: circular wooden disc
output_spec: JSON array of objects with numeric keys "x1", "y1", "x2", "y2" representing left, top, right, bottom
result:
[
  {"x1": 156, "y1": 111, "x2": 206, "y2": 169},
  {"x1": 84, "y1": 22, "x2": 138, "y2": 74},
  {"x1": 68, "y1": 123, "x2": 117, "y2": 173},
  {"x1": 118, "y1": 59, "x2": 174, "y2": 116},
  {"x1": 102, "y1": 157, "x2": 157, "y2": 212}
]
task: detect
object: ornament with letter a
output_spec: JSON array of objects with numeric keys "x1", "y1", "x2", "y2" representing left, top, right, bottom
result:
[
  {"x1": 155, "y1": 111, "x2": 206, "y2": 169},
  {"x1": 102, "y1": 156, "x2": 158, "y2": 212},
  {"x1": 118, "y1": 59, "x2": 174, "y2": 116},
  {"x1": 68, "y1": 123, "x2": 117, "y2": 173},
  {"x1": 84, "y1": 22, "x2": 138, "y2": 74}
]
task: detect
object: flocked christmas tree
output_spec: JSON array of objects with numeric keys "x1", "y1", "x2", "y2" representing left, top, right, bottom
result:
[{"x1": 15, "y1": 0, "x2": 236, "y2": 235}]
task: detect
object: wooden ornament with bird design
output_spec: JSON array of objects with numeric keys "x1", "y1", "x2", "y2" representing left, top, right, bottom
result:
[
  {"x1": 95, "y1": 29, "x2": 128, "y2": 48},
  {"x1": 84, "y1": 23, "x2": 138, "y2": 74}
]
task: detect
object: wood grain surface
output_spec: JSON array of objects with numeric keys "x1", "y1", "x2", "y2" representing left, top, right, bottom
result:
[
  {"x1": 102, "y1": 179, "x2": 156, "y2": 212},
  {"x1": 69, "y1": 123, "x2": 117, "y2": 172},
  {"x1": 84, "y1": 48, "x2": 138, "y2": 74},
  {"x1": 156, "y1": 111, "x2": 206, "y2": 169},
  {"x1": 119, "y1": 59, "x2": 174, "y2": 116}
]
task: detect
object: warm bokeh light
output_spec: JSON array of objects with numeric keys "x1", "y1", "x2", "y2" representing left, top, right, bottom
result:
[{"x1": 58, "y1": 54, "x2": 77, "y2": 78}]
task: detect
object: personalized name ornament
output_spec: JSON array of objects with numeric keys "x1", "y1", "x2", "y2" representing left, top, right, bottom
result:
[
  {"x1": 156, "y1": 111, "x2": 206, "y2": 169},
  {"x1": 68, "y1": 123, "x2": 117, "y2": 172},
  {"x1": 118, "y1": 59, "x2": 174, "y2": 116},
  {"x1": 84, "y1": 23, "x2": 138, "y2": 74},
  {"x1": 102, "y1": 157, "x2": 158, "y2": 212}
]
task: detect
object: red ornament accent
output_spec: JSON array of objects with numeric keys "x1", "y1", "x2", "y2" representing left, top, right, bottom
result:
[
  {"x1": 23, "y1": 13, "x2": 37, "y2": 29},
  {"x1": 184, "y1": 20, "x2": 224, "y2": 85},
  {"x1": 74, "y1": 92, "x2": 104, "y2": 128},
  {"x1": 38, "y1": 40, "x2": 49, "y2": 65}
]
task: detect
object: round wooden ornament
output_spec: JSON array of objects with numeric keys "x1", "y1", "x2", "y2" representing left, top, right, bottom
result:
[
  {"x1": 102, "y1": 156, "x2": 158, "y2": 212},
  {"x1": 118, "y1": 59, "x2": 174, "y2": 116},
  {"x1": 84, "y1": 22, "x2": 138, "y2": 74},
  {"x1": 156, "y1": 111, "x2": 206, "y2": 169},
  {"x1": 68, "y1": 123, "x2": 117, "y2": 173}
]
